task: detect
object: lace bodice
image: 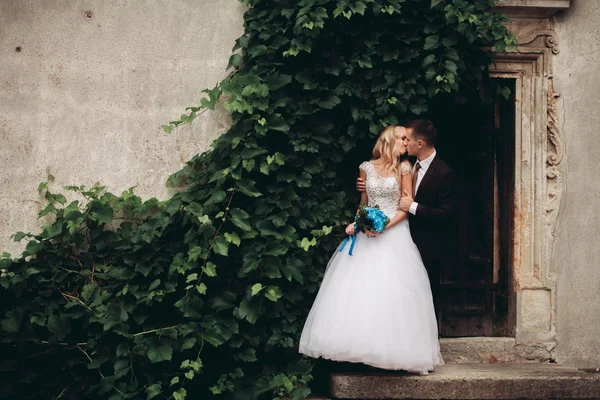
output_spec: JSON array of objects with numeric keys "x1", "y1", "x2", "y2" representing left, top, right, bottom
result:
[{"x1": 359, "y1": 161, "x2": 403, "y2": 219}]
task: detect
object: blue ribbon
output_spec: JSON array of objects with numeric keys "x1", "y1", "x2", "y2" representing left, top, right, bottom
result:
[{"x1": 339, "y1": 234, "x2": 357, "y2": 256}]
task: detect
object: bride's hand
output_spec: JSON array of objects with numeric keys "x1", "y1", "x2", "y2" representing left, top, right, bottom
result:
[
  {"x1": 345, "y1": 223, "x2": 356, "y2": 235},
  {"x1": 364, "y1": 228, "x2": 379, "y2": 237}
]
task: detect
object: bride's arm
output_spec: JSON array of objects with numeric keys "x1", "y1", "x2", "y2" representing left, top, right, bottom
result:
[
  {"x1": 346, "y1": 168, "x2": 368, "y2": 235},
  {"x1": 385, "y1": 164, "x2": 412, "y2": 230}
]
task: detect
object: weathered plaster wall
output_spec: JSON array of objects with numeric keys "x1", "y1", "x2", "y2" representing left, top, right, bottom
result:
[
  {"x1": 553, "y1": 0, "x2": 600, "y2": 367},
  {"x1": 0, "y1": 1, "x2": 245, "y2": 255}
]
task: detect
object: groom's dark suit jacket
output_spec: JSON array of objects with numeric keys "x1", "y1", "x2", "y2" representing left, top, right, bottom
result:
[{"x1": 408, "y1": 155, "x2": 458, "y2": 263}]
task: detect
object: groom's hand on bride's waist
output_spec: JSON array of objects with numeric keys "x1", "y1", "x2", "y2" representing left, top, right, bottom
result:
[{"x1": 356, "y1": 177, "x2": 366, "y2": 192}]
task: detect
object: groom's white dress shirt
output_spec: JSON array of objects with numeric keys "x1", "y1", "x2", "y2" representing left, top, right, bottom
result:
[{"x1": 409, "y1": 149, "x2": 436, "y2": 215}]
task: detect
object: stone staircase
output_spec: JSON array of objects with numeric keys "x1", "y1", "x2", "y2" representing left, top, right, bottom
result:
[
  {"x1": 329, "y1": 364, "x2": 600, "y2": 399},
  {"x1": 307, "y1": 338, "x2": 600, "y2": 399}
]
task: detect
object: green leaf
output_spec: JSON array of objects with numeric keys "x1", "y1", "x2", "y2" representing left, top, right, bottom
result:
[
  {"x1": 266, "y1": 117, "x2": 291, "y2": 133},
  {"x1": 251, "y1": 283, "x2": 263, "y2": 296},
  {"x1": 243, "y1": 159, "x2": 255, "y2": 172},
  {"x1": 237, "y1": 299, "x2": 260, "y2": 324},
  {"x1": 237, "y1": 348, "x2": 257, "y2": 362},
  {"x1": 173, "y1": 388, "x2": 187, "y2": 400},
  {"x1": 424, "y1": 35, "x2": 440, "y2": 50},
  {"x1": 281, "y1": 8, "x2": 295, "y2": 19},
  {"x1": 63, "y1": 200, "x2": 80, "y2": 217},
  {"x1": 265, "y1": 74, "x2": 293, "y2": 90},
  {"x1": 38, "y1": 181, "x2": 48, "y2": 195},
  {"x1": 188, "y1": 246, "x2": 203, "y2": 262},
  {"x1": 358, "y1": 55, "x2": 373, "y2": 68},
  {"x1": 300, "y1": 237, "x2": 317, "y2": 251},
  {"x1": 283, "y1": 47, "x2": 299, "y2": 57},
  {"x1": 350, "y1": 1, "x2": 367, "y2": 15},
  {"x1": 318, "y1": 94, "x2": 341, "y2": 109},
  {"x1": 196, "y1": 283, "x2": 207, "y2": 294},
  {"x1": 430, "y1": 0, "x2": 444, "y2": 8},
  {"x1": 146, "y1": 383, "x2": 162, "y2": 400},
  {"x1": 213, "y1": 236, "x2": 229, "y2": 256},
  {"x1": 202, "y1": 262, "x2": 217, "y2": 277},
  {"x1": 12, "y1": 232, "x2": 28, "y2": 242},
  {"x1": 149, "y1": 279, "x2": 161, "y2": 291},
  {"x1": 38, "y1": 204, "x2": 55, "y2": 218},
  {"x1": 47, "y1": 315, "x2": 71, "y2": 337},
  {"x1": 240, "y1": 148, "x2": 268, "y2": 159},
  {"x1": 410, "y1": 104, "x2": 428, "y2": 115},
  {"x1": 48, "y1": 193, "x2": 67, "y2": 205},
  {"x1": 260, "y1": 162, "x2": 270, "y2": 175},
  {"x1": 237, "y1": 179, "x2": 262, "y2": 197},
  {"x1": 181, "y1": 337, "x2": 197, "y2": 351},
  {"x1": 0, "y1": 309, "x2": 23, "y2": 333},
  {"x1": 229, "y1": 208, "x2": 252, "y2": 231},
  {"x1": 228, "y1": 53, "x2": 243, "y2": 69},
  {"x1": 422, "y1": 54, "x2": 436, "y2": 67},
  {"x1": 265, "y1": 242, "x2": 288, "y2": 256},
  {"x1": 205, "y1": 190, "x2": 227, "y2": 205},
  {"x1": 25, "y1": 240, "x2": 43, "y2": 256},
  {"x1": 94, "y1": 204, "x2": 114, "y2": 224},
  {"x1": 147, "y1": 344, "x2": 173, "y2": 363},
  {"x1": 283, "y1": 262, "x2": 304, "y2": 284},
  {"x1": 224, "y1": 232, "x2": 241, "y2": 246},
  {"x1": 265, "y1": 286, "x2": 284, "y2": 302},
  {"x1": 43, "y1": 223, "x2": 63, "y2": 239},
  {"x1": 445, "y1": 60, "x2": 458, "y2": 75}
]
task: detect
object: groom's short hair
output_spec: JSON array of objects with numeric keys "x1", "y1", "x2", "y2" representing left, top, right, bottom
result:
[{"x1": 407, "y1": 119, "x2": 437, "y2": 146}]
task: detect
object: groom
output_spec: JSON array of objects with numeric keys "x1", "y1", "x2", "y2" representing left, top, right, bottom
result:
[{"x1": 357, "y1": 119, "x2": 457, "y2": 316}]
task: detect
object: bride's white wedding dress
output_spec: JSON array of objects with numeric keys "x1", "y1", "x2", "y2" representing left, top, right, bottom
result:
[{"x1": 299, "y1": 161, "x2": 442, "y2": 372}]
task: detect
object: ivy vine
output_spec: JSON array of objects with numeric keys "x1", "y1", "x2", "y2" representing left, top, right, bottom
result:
[{"x1": 0, "y1": 1, "x2": 515, "y2": 399}]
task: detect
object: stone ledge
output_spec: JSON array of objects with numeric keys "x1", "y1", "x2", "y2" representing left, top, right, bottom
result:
[
  {"x1": 496, "y1": 0, "x2": 570, "y2": 8},
  {"x1": 440, "y1": 337, "x2": 555, "y2": 363},
  {"x1": 330, "y1": 364, "x2": 600, "y2": 399},
  {"x1": 496, "y1": 0, "x2": 570, "y2": 18}
]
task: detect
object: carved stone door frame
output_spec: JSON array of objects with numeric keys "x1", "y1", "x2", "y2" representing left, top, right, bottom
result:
[{"x1": 492, "y1": 0, "x2": 568, "y2": 345}]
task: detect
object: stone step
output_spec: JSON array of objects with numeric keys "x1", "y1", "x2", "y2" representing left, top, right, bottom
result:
[
  {"x1": 439, "y1": 337, "x2": 555, "y2": 364},
  {"x1": 330, "y1": 364, "x2": 600, "y2": 399}
]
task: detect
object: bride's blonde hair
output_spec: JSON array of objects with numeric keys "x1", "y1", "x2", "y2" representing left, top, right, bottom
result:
[{"x1": 372, "y1": 125, "x2": 403, "y2": 176}]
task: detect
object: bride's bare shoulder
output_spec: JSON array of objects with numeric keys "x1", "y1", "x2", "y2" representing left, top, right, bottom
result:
[
  {"x1": 359, "y1": 160, "x2": 372, "y2": 171},
  {"x1": 400, "y1": 160, "x2": 412, "y2": 175}
]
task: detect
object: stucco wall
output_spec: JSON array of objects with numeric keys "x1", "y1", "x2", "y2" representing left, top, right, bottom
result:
[
  {"x1": 553, "y1": 1, "x2": 600, "y2": 367},
  {"x1": 0, "y1": 1, "x2": 245, "y2": 256}
]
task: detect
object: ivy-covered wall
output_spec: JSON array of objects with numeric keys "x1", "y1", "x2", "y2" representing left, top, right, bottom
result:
[{"x1": 0, "y1": 1, "x2": 515, "y2": 399}]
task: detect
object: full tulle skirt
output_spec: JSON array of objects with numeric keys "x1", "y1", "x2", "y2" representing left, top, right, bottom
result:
[{"x1": 299, "y1": 219, "x2": 442, "y2": 372}]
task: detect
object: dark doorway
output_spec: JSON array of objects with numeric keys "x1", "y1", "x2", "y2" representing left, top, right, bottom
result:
[{"x1": 431, "y1": 78, "x2": 516, "y2": 337}]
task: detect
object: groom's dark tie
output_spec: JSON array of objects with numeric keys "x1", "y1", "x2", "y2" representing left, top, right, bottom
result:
[{"x1": 412, "y1": 162, "x2": 421, "y2": 193}]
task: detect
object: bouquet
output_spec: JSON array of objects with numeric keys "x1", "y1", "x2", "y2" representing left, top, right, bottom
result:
[
  {"x1": 340, "y1": 204, "x2": 390, "y2": 256},
  {"x1": 354, "y1": 204, "x2": 390, "y2": 234}
]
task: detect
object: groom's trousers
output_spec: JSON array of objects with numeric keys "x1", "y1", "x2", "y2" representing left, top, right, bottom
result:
[{"x1": 423, "y1": 259, "x2": 442, "y2": 322}]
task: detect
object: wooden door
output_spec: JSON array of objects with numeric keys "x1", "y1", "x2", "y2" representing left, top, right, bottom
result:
[{"x1": 432, "y1": 79, "x2": 516, "y2": 337}]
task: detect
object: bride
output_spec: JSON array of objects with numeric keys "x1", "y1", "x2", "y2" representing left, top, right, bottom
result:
[{"x1": 299, "y1": 125, "x2": 442, "y2": 374}]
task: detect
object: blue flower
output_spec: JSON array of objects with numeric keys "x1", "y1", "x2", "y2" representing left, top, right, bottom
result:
[
  {"x1": 363, "y1": 207, "x2": 388, "y2": 233},
  {"x1": 355, "y1": 205, "x2": 390, "y2": 234}
]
